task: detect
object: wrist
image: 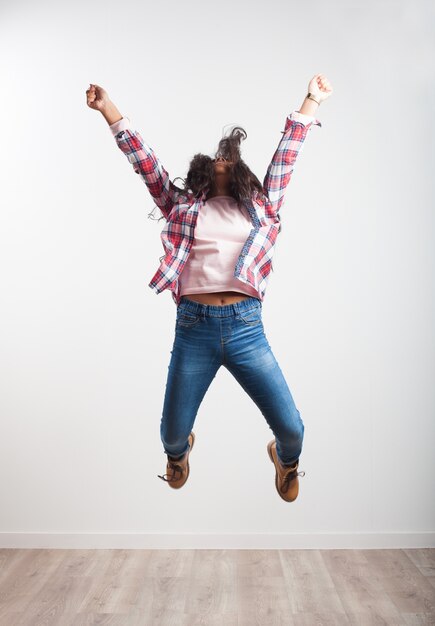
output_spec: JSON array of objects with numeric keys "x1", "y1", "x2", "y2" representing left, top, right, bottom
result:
[
  {"x1": 298, "y1": 95, "x2": 320, "y2": 117},
  {"x1": 100, "y1": 101, "x2": 123, "y2": 125},
  {"x1": 307, "y1": 92, "x2": 321, "y2": 105}
]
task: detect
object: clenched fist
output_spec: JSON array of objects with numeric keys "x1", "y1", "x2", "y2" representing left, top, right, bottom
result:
[
  {"x1": 86, "y1": 83, "x2": 110, "y2": 111},
  {"x1": 307, "y1": 74, "x2": 333, "y2": 104}
]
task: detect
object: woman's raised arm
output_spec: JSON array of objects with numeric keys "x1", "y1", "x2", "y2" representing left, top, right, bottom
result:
[
  {"x1": 262, "y1": 73, "x2": 333, "y2": 215},
  {"x1": 86, "y1": 84, "x2": 181, "y2": 221}
]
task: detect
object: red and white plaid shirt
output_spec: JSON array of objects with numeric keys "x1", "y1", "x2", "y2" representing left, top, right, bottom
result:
[{"x1": 110, "y1": 111, "x2": 322, "y2": 306}]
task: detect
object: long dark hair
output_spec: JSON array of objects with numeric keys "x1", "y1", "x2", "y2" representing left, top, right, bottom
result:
[{"x1": 148, "y1": 125, "x2": 266, "y2": 222}]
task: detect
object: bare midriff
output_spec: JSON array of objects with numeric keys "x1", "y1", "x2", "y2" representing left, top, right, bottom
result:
[{"x1": 181, "y1": 291, "x2": 252, "y2": 306}]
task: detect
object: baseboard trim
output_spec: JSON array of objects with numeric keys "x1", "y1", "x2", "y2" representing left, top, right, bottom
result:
[{"x1": 1, "y1": 532, "x2": 434, "y2": 549}]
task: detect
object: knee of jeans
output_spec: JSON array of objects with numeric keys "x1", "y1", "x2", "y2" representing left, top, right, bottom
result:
[
  {"x1": 291, "y1": 421, "x2": 304, "y2": 442},
  {"x1": 295, "y1": 425, "x2": 304, "y2": 441},
  {"x1": 297, "y1": 410, "x2": 304, "y2": 432}
]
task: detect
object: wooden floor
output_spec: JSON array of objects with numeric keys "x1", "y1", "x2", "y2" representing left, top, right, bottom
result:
[{"x1": 0, "y1": 548, "x2": 434, "y2": 625}]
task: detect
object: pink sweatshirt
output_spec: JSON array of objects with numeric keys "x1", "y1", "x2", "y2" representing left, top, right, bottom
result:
[{"x1": 109, "y1": 111, "x2": 317, "y2": 299}]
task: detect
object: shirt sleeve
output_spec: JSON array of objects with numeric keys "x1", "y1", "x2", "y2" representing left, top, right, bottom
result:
[
  {"x1": 263, "y1": 110, "x2": 321, "y2": 215},
  {"x1": 288, "y1": 110, "x2": 321, "y2": 126},
  {"x1": 110, "y1": 120, "x2": 182, "y2": 221},
  {"x1": 109, "y1": 116, "x2": 131, "y2": 137}
]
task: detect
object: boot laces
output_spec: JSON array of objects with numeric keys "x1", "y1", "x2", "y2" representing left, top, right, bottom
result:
[
  {"x1": 157, "y1": 458, "x2": 184, "y2": 482},
  {"x1": 282, "y1": 464, "x2": 306, "y2": 489}
]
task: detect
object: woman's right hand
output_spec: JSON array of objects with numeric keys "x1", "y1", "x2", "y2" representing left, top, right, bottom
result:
[{"x1": 86, "y1": 83, "x2": 110, "y2": 111}]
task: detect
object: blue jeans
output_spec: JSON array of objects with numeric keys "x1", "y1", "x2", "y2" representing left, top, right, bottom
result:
[{"x1": 160, "y1": 296, "x2": 305, "y2": 466}]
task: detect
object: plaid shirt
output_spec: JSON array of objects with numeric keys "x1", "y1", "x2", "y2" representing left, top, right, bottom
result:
[{"x1": 111, "y1": 111, "x2": 322, "y2": 306}]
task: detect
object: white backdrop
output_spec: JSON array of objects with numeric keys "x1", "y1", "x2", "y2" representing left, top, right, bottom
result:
[{"x1": 0, "y1": 0, "x2": 434, "y2": 548}]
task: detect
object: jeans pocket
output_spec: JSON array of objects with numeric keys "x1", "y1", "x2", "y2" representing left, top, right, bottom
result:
[
  {"x1": 176, "y1": 309, "x2": 201, "y2": 328},
  {"x1": 239, "y1": 306, "x2": 262, "y2": 326}
]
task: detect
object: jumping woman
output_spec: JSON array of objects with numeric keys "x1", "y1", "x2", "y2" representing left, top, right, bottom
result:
[{"x1": 86, "y1": 74, "x2": 333, "y2": 502}]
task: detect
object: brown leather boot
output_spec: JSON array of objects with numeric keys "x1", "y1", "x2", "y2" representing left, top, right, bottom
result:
[
  {"x1": 267, "y1": 439, "x2": 305, "y2": 502},
  {"x1": 157, "y1": 432, "x2": 195, "y2": 489}
]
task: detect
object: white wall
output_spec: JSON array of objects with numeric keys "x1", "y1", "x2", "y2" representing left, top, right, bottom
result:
[{"x1": 0, "y1": 0, "x2": 434, "y2": 548}]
